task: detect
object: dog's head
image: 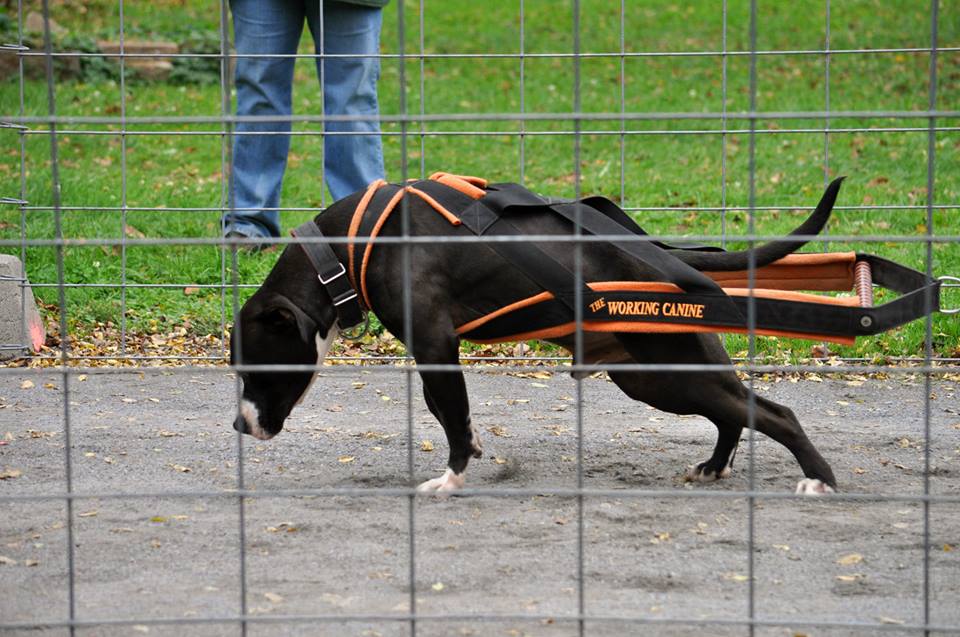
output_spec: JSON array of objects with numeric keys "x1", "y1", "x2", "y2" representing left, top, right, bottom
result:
[{"x1": 230, "y1": 291, "x2": 336, "y2": 440}]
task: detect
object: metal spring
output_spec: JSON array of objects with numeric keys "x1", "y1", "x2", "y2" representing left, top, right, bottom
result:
[{"x1": 855, "y1": 261, "x2": 874, "y2": 307}]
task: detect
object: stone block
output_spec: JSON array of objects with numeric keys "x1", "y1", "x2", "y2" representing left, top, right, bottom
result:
[
  {"x1": 0, "y1": 255, "x2": 45, "y2": 361},
  {"x1": 97, "y1": 40, "x2": 179, "y2": 81}
]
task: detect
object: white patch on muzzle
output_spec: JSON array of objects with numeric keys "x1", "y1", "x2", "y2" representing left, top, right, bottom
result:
[
  {"x1": 295, "y1": 327, "x2": 339, "y2": 406},
  {"x1": 239, "y1": 398, "x2": 273, "y2": 440}
]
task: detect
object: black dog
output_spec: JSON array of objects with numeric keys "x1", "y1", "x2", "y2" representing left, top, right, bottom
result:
[{"x1": 232, "y1": 177, "x2": 843, "y2": 495}]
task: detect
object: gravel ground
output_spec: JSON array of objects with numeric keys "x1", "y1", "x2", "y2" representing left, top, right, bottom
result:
[{"x1": 1, "y1": 365, "x2": 958, "y2": 637}]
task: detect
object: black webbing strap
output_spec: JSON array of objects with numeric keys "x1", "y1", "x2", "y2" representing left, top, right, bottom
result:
[
  {"x1": 459, "y1": 290, "x2": 861, "y2": 341},
  {"x1": 413, "y1": 179, "x2": 744, "y2": 319},
  {"x1": 855, "y1": 254, "x2": 942, "y2": 334},
  {"x1": 484, "y1": 183, "x2": 731, "y2": 296},
  {"x1": 291, "y1": 220, "x2": 365, "y2": 329},
  {"x1": 458, "y1": 257, "x2": 942, "y2": 343},
  {"x1": 412, "y1": 180, "x2": 588, "y2": 312}
]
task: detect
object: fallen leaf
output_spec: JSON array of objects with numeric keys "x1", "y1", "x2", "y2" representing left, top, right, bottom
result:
[
  {"x1": 723, "y1": 572, "x2": 749, "y2": 582},
  {"x1": 78, "y1": 510, "x2": 98, "y2": 518},
  {"x1": 0, "y1": 469, "x2": 22, "y2": 480},
  {"x1": 837, "y1": 553, "x2": 863, "y2": 566},
  {"x1": 486, "y1": 425, "x2": 511, "y2": 437},
  {"x1": 77, "y1": 374, "x2": 88, "y2": 381},
  {"x1": 264, "y1": 592, "x2": 284, "y2": 604},
  {"x1": 124, "y1": 224, "x2": 145, "y2": 239},
  {"x1": 326, "y1": 405, "x2": 343, "y2": 413},
  {"x1": 420, "y1": 440, "x2": 434, "y2": 452},
  {"x1": 0, "y1": 556, "x2": 17, "y2": 565},
  {"x1": 183, "y1": 287, "x2": 200, "y2": 296},
  {"x1": 43, "y1": 383, "x2": 57, "y2": 389},
  {"x1": 338, "y1": 456, "x2": 355, "y2": 464},
  {"x1": 170, "y1": 464, "x2": 191, "y2": 473},
  {"x1": 431, "y1": 582, "x2": 444, "y2": 592},
  {"x1": 879, "y1": 616, "x2": 905, "y2": 625},
  {"x1": 650, "y1": 532, "x2": 671, "y2": 544},
  {"x1": 20, "y1": 380, "x2": 34, "y2": 389},
  {"x1": 836, "y1": 574, "x2": 864, "y2": 582},
  {"x1": 25, "y1": 559, "x2": 39, "y2": 567},
  {"x1": 493, "y1": 457, "x2": 508, "y2": 465},
  {"x1": 531, "y1": 382, "x2": 549, "y2": 388},
  {"x1": 351, "y1": 382, "x2": 366, "y2": 389}
]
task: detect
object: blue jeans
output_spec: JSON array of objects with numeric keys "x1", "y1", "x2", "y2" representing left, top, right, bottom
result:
[{"x1": 224, "y1": 0, "x2": 385, "y2": 239}]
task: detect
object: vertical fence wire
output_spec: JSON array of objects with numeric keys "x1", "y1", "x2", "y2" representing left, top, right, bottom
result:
[
  {"x1": 36, "y1": 0, "x2": 76, "y2": 633},
  {"x1": 218, "y1": 0, "x2": 232, "y2": 360},
  {"x1": 15, "y1": 0, "x2": 28, "y2": 358},
  {"x1": 745, "y1": 1, "x2": 759, "y2": 633},
  {"x1": 922, "y1": 2, "x2": 940, "y2": 634},
  {"x1": 118, "y1": 0, "x2": 129, "y2": 357},
  {"x1": 571, "y1": 6, "x2": 587, "y2": 635},
  {"x1": 394, "y1": 5, "x2": 418, "y2": 635}
]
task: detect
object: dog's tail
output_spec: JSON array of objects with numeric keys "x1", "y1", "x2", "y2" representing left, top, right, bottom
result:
[{"x1": 673, "y1": 177, "x2": 845, "y2": 272}]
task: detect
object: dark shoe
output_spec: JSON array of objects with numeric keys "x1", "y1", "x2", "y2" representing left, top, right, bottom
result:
[{"x1": 224, "y1": 231, "x2": 265, "y2": 253}]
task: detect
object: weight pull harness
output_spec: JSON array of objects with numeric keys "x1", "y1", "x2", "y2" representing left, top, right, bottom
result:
[{"x1": 294, "y1": 172, "x2": 946, "y2": 346}]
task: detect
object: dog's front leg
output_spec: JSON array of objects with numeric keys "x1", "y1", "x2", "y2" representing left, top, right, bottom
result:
[{"x1": 413, "y1": 339, "x2": 482, "y2": 494}]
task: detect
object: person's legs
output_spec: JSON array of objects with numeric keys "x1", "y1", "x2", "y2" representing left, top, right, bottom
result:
[
  {"x1": 225, "y1": 0, "x2": 305, "y2": 239},
  {"x1": 307, "y1": 1, "x2": 385, "y2": 202}
]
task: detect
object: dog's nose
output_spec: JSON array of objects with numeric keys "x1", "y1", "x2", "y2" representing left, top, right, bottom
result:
[{"x1": 233, "y1": 414, "x2": 248, "y2": 435}]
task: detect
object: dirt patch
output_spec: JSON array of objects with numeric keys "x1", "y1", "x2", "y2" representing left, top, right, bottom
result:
[{"x1": 1, "y1": 369, "x2": 958, "y2": 636}]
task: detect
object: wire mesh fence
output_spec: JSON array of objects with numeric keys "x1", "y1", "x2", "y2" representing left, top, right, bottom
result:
[{"x1": 1, "y1": 0, "x2": 959, "y2": 635}]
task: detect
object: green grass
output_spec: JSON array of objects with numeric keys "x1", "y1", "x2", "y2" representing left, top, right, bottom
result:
[{"x1": 1, "y1": 0, "x2": 958, "y2": 359}]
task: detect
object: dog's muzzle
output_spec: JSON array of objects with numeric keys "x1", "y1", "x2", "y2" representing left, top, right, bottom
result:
[
  {"x1": 232, "y1": 413, "x2": 248, "y2": 435},
  {"x1": 232, "y1": 405, "x2": 276, "y2": 440}
]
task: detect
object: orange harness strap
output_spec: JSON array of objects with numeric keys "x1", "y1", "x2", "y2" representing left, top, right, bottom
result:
[
  {"x1": 347, "y1": 179, "x2": 387, "y2": 292},
  {"x1": 349, "y1": 174, "x2": 472, "y2": 308}
]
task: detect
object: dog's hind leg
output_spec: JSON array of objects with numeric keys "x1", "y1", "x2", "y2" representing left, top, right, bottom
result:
[
  {"x1": 411, "y1": 335, "x2": 483, "y2": 494},
  {"x1": 607, "y1": 333, "x2": 836, "y2": 493}
]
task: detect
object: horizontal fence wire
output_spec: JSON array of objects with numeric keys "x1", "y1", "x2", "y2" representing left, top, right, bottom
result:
[{"x1": 1, "y1": 0, "x2": 958, "y2": 635}]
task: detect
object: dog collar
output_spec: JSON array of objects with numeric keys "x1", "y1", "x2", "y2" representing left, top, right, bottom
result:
[{"x1": 291, "y1": 220, "x2": 365, "y2": 329}]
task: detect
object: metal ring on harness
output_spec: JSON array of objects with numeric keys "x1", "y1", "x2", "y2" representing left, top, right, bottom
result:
[
  {"x1": 938, "y1": 276, "x2": 960, "y2": 314},
  {"x1": 340, "y1": 311, "x2": 371, "y2": 340}
]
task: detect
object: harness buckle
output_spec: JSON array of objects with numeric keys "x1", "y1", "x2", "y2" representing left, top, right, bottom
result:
[
  {"x1": 332, "y1": 289, "x2": 359, "y2": 307},
  {"x1": 318, "y1": 262, "x2": 346, "y2": 285}
]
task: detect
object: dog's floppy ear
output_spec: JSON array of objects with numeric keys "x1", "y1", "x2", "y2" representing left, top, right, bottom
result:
[{"x1": 259, "y1": 295, "x2": 317, "y2": 344}]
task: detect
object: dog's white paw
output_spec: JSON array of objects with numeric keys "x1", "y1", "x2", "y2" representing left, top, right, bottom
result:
[
  {"x1": 795, "y1": 478, "x2": 835, "y2": 495},
  {"x1": 684, "y1": 462, "x2": 732, "y2": 483},
  {"x1": 417, "y1": 468, "x2": 465, "y2": 495}
]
